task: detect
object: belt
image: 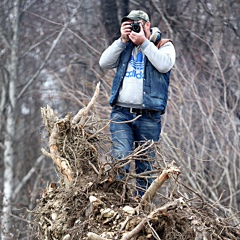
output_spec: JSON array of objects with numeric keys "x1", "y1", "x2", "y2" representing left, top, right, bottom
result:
[
  {"x1": 129, "y1": 107, "x2": 145, "y2": 115},
  {"x1": 117, "y1": 106, "x2": 157, "y2": 115}
]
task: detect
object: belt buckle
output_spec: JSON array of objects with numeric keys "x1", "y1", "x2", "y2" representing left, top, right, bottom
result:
[
  {"x1": 130, "y1": 108, "x2": 136, "y2": 114},
  {"x1": 130, "y1": 108, "x2": 142, "y2": 115}
]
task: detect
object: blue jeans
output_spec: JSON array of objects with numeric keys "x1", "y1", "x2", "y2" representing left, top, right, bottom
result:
[{"x1": 110, "y1": 105, "x2": 161, "y2": 196}]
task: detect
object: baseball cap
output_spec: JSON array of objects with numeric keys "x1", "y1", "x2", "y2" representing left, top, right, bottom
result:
[{"x1": 121, "y1": 10, "x2": 150, "y2": 23}]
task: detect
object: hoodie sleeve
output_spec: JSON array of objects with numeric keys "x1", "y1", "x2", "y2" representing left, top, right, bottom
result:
[
  {"x1": 99, "y1": 38, "x2": 127, "y2": 69},
  {"x1": 140, "y1": 39, "x2": 176, "y2": 73}
]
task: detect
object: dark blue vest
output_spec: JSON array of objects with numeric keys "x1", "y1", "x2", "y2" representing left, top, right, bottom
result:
[{"x1": 109, "y1": 42, "x2": 171, "y2": 114}]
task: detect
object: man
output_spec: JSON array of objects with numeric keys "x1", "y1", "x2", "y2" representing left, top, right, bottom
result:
[{"x1": 99, "y1": 10, "x2": 176, "y2": 196}]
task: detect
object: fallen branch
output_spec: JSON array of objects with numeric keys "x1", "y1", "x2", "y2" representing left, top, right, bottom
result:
[{"x1": 137, "y1": 163, "x2": 181, "y2": 210}]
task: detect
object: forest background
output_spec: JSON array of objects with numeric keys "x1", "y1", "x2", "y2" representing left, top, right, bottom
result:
[{"x1": 0, "y1": 0, "x2": 239, "y2": 239}]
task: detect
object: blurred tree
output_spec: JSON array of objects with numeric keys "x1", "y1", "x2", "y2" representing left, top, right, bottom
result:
[
  {"x1": 0, "y1": 0, "x2": 84, "y2": 238},
  {"x1": 100, "y1": 0, "x2": 120, "y2": 43},
  {"x1": 1, "y1": 0, "x2": 20, "y2": 238}
]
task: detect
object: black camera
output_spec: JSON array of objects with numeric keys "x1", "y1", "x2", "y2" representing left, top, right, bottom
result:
[{"x1": 131, "y1": 22, "x2": 141, "y2": 33}]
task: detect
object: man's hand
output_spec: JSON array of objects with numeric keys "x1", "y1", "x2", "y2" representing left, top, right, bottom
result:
[
  {"x1": 120, "y1": 21, "x2": 132, "y2": 43},
  {"x1": 129, "y1": 24, "x2": 147, "y2": 46}
]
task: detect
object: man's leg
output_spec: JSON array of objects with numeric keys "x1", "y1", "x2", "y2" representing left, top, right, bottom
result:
[
  {"x1": 133, "y1": 111, "x2": 161, "y2": 196},
  {"x1": 110, "y1": 106, "x2": 135, "y2": 174}
]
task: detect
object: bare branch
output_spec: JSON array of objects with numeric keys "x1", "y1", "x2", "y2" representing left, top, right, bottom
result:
[
  {"x1": 72, "y1": 82, "x2": 100, "y2": 126},
  {"x1": 17, "y1": 1, "x2": 84, "y2": 99},
  {"x1": 12, "y1": 155, "x2": 44, "y2": 199}
]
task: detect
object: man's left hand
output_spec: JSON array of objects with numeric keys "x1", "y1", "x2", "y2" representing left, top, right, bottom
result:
[{"x1": 129, "y1": 24, "x2": 147, "y2": 46}]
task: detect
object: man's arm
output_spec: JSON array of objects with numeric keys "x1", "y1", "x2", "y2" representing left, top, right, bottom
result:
[
  {"x1": 128, "y1": 24, "x2": 176, "y2": 73},
  {"x1": 99, "y1": 21, "x2": 132, "y2": 69},
  {"x1": 99, "y1": 39, "x2": 126, "y2": 69},
  {"x1": 141, "y1": 40, "x2": 176, "y2": 73}
]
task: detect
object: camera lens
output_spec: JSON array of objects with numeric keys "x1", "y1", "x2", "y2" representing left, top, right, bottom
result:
[{"x1": 131, "y1": 23, "x2": 140, "y2": 33}]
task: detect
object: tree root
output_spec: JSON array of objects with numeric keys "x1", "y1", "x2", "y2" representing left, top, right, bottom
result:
[{"x1": 121, "y1": 198, "x2": 185, "y2": 240}]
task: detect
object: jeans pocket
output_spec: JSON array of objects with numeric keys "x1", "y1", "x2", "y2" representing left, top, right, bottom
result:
[
  {"x1": 148, "y1": 111, "x2": 161, "y2": 123},
  {"x1": 111, "y1": 106, "x2": 125, "y2": 122}
]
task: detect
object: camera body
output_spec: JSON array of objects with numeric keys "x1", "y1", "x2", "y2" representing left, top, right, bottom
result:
[{"x1": 131, "y1": 22, "x2": 141, "y2": 33}]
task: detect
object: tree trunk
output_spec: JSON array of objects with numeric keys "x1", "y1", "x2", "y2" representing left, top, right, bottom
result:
[
  {"x1": 118, "y1": 0, "x2": 129, "y2": 19},
  {"x1": 1, "y1": 0, "x2": 20, "y2": 238},
  {"x1": 100, "y1": 0, "x2": 120, "y2": 43}
]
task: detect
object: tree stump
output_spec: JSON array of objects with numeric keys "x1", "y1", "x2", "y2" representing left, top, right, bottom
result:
[{"x1": 33, "y1": 83, "x2": 240, "y2": 240}]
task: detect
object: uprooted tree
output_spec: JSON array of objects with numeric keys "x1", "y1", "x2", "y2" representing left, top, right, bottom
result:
[{"x1": 32, "y1": 83, "x2": 240, "y2": 239}]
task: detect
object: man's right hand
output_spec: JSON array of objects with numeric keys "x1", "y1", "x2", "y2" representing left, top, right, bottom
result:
[{"x1": 120, "y1": 21, "x2": 132, "y2": 43}]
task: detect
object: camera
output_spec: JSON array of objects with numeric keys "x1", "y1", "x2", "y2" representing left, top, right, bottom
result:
[{"x1": 131, "y1": 22, "x2": 141, "y2": 33}]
